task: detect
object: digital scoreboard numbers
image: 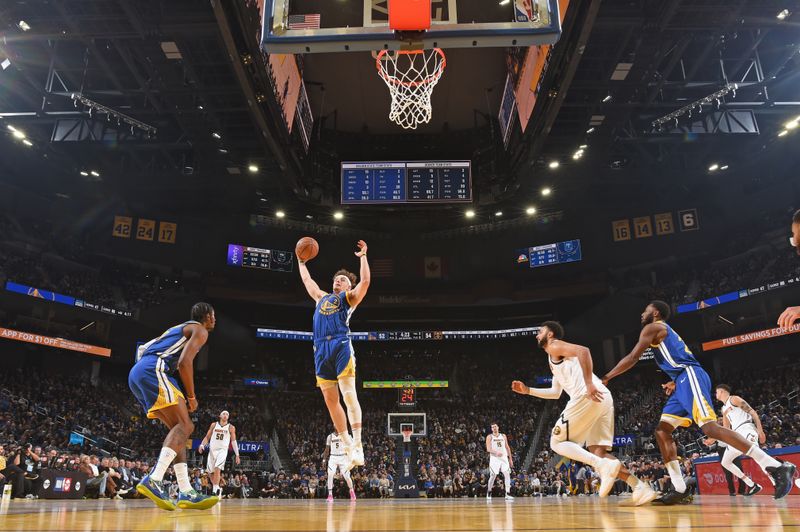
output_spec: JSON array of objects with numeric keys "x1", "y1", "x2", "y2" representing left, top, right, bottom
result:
[
  {"x1": 341, "y1": 161, "x2": 471, "y2": 204},
  {"x1": 227, "y1": 244, "x2": 293, "y2": 272},
  {"x1": 516, "y1": 239, "x2": 582, "y2": 269}
]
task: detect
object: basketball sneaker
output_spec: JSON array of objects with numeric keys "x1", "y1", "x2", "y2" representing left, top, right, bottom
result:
[
  {"x1": 350, "y1": 444, "x2": 365, "y2": 468},
  {"x1": 596, "y1": 458, "x2": 622, "y2": 497},
  {"x1": 652, "y1": 488, "x2": 693, "y2": 505},
  {"x1": 177, "y1": 490, "x2": 220, "y2": 510},
  {"x1": 327, "y1": 493, "x2": 334, "y2": 502},
  {"x1": 504, "y1": 494, "x2": 514, "y2": 501},
  {"x1": 767, "y1": 462, "x2": 796, "y2": 500},
  {"x1": 743, "y1": 483, "x2": 762, "y2": 497},
  {"x1": 136, "y1": 473, "x2": 176, "y2": 511},
  {"x1": 631, "y1": 483, "x2": 657, "y2": 506},
  {"x1": 350, "y1": 489, "x2": 357, "y2": 501}
]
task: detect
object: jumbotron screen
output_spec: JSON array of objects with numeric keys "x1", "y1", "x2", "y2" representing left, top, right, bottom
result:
[{"x1": 341, "y1": 161, "x2": 471, "y2": 204}]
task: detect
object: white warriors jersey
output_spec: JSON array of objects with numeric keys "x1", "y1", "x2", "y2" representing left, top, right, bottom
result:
[
  {"x1": 490, "y1": 434, "x2": 508, "y2": 460},
  {"x1": 327, "y1": 433, "x2": 346, "y2": 457},
  {"x1": 210, "y1": 422, "x2": 231, "y2": 451},
  {"x1": 548, "y1": 355, "x2": 608, "y2": 401},
  {"x1": 724, "y1": 398, "x2": 754, "y2": 432}
]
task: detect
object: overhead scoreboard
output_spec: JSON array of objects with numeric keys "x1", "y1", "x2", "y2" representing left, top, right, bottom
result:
[
  {"x1": 226, "y1": 244, "x2": 293, "y2": 272},
  {"x1": 341, "y1": 161, "x2": 471, "y2": 204},
  {"x1": 515, "y1": 239, "x2": 582, "y2": 269}
]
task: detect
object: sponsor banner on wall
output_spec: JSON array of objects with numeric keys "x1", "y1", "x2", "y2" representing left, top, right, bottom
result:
[
  {"x1": 0, "y1": 327, "x2": 111, "y2": 357},
  {"x1": 694, "y1": 446, "x2": 800, "y2": 496},
  {"x1": 702, "y1": 323, "x2": 800, "y2": 351}
]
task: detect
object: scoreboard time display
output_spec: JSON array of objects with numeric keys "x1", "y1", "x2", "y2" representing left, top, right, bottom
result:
[
  {"x1": 226, "y1": 244, "x2": 293, "y2": 272},
  {"x1": 515, "y1": 239, "x2": 582, "y2": 269},
  {"x1": 341, "y1": 161, "x2": 471, "y2": 204}
]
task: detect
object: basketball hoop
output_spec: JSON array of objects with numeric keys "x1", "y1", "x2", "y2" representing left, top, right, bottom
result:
[
  {"x1": 376, "y1": 48, "x2": 446, "y2": 130},
  {"x1": 401, "y1": 426, "x2": 414, "y2": 443}
]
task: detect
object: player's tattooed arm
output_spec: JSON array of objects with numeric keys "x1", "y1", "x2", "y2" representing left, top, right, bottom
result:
[{"x1": 731, "y1": 396, "x2": 766, "y2": 443}]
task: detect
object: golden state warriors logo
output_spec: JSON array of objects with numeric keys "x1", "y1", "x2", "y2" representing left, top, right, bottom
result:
[{"x1": 319, "y1": 295, "x2": 341, "y2": 316}]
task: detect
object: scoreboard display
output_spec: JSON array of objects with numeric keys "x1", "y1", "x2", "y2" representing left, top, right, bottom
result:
[
  {"x1": 226, "y1": 244, "x2": 293, "y2": 272},
  {"x1": 256, "y1": 326, "x2": 539, "y2": 341},
  {"x1": 341, "y1": 161, "x2": 471, "y2": 204},
  {"x1": 515, "y1": 239, "x2": 582, "y2": 269}
]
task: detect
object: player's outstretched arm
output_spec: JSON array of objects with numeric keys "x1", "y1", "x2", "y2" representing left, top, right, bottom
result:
[
  {"x1": 298, "y1": 261, "x2": 326, "y2": 302},
  {"x1": 348, "y1": 240, "x2": 371, "y2": 307},
  {"x1": 198, "y1": 422, "x2": 215, "y2": 453},
  {"x1": 602, "y1": 323, "x2": 660, "y2": 385},
  {"x1": 511, "y1": 380, "x2": 563, "y2": 400},
  {"x1": 177, "y1": 323, "x2": 209, "y2": 412},
  {"x1": 731, "y1": 395, "x2": 767, "y2": 444}
]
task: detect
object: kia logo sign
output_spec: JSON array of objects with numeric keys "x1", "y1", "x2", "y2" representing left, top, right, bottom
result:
[{"x1": 398, "y1": 484, "x2": 417, "y2": 490}]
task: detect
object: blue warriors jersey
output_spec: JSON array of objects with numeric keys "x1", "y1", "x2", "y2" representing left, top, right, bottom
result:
[
  {"x1": 136, "y1": 321, "x2": 199, "y2": 372},
  {"x1": 313, "y1": 292, "x2": 354, "y2": 342},
  {"x1": 650, "y1": 321, "x2": 702, "y2": 380}
]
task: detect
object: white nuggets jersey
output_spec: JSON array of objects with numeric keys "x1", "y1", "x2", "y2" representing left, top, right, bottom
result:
[
  {"x1": 490, "y1": 434, "x2": 508, "y2": 460},
  {"x1": 724, "y1": 398, "x2": 755, "y2": 432},
  {"x1": 210, "y1": 422, "x2": 231, "y2": 451},
  {"x1": 327, "y1": 433, "x2": 346, "y2": 457},
  {"x1": 549, "y1": 355, "x2": 608, "y2": 401}
]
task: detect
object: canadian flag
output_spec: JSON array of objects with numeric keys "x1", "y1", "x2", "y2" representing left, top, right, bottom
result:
[{"x1": 424, "y1": 257, "x2": 442, "y2": 279}]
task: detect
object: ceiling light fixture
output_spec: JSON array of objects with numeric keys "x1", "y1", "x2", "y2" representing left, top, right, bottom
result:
[
  {"x1": 541, "y1": 187, "x2": 552, "y2": 196},
  {"x1": 526, "y1": 207, "x2": 536, "y2": 215},
  {"x1": 333, "y1": 211, "x2": 344, "y2": 220},
  {"x1": 777, "y1": 9, "x2": 790, "y2": 20},
  {"x1": 22, "y1": 139, "x2": 32, "y2": 146},
  {"x1": 465, "y1": 210, "x2": 475, "y2": 219},
  {"x1": 651, "y1": 83, "x2": 738, "y2": 130},
  {"x1": 579, "y1": 144, "x2": 588, "y2": 149},
  {"x1": 248, "y1": 164, "x2": 259, "y2": 173},
  {"x1": 212, "y1": 132, "x2": 221, "y2": 139},
  {"x1": 495, "y1": 211, "x2": 503, "y2": 217},
  {"x1": 548, "y1": 160, "x2": 560, "y2": 169},
  {"x1": 12, "y1": 130, "x2": 25, "y2": 139},
  {"x1": 708, "y1": 164, "x2": 719, "y2": 171},
  {"x1": 586, "y1": 127, "x2": 595, "y2": 134},
  {"x1": 784, "y1": 120, "x2": 798, "y2": 130},
  {"x1": 17, "y1": 21, "x2": 31, "y2": 32},
  {"x1": 80, "y1": 171, "x2": 88, "y2": 176},
  {"x1": 720, "y1": 165, "x2": 729, "y2": 170},
  {"x1": 276, "y1": 210, "x2": 286, "y2": 218},
  {"x1": 778, "y1": 130, "x2": 789, "y2": 137},
  {"x1": 602, "y1": 94, "x2": 612, "y2": 103}
]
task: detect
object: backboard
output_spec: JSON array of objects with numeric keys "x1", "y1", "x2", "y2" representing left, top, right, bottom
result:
[
  {"x1": 261, "y1": 0, "x2": 562, "y2": 54},
  {"x1": 387, "y1": 412, "x2": 427, "y2": 437}
]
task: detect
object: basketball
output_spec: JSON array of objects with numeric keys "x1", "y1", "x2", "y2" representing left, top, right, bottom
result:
[{"x1": 296, "y1": 236, "x2": 319, "y2": 262}]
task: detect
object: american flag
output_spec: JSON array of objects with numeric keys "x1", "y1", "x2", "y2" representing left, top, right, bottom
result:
[
  {"x1": 288, "y1": 14, "x2": 321, "y2": 30},
  {"x1": 371, "y1": 258, "x2": 394, "y2": 278}
]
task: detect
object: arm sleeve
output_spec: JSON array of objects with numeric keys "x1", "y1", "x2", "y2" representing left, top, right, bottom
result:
[{"x1": 528, "y1": 380, "x2": 563, "y2": 400}]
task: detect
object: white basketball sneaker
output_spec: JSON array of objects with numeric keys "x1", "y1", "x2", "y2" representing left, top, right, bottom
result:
[
  {"x1": 350, "y1": 443, "x2": 365, "y2": 468},
  {"x1": 504, "y1": 494, "x2": 514, "y2": 501},
  {"x1": 597, "y1": 458, "x2": 622, "y2": 497},
  {"x1": 631, "y1": 482, "x2": 657, "y2": 506}
]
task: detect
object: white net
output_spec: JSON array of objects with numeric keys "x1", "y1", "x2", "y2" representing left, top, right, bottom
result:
[{"x1": 376, "y1": 49, "x2": 446, "y2": 130}]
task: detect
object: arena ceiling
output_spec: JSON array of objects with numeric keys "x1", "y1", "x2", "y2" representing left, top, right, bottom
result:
[{"x1": 0, "y1": 0, "x2": 799, "y2": 233}]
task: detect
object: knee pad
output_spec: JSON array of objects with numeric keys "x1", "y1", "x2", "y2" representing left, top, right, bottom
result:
[{"x1": 338, "y1": 378, "x2": 362, "y2": 422}]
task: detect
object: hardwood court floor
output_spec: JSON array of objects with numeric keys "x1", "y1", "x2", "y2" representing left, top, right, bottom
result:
[{"x1": 1, "y1": 495, "x2": 799, "y2": 531}]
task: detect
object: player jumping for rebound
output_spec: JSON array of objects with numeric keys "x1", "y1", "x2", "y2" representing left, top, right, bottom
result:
[
  {"x1": 602, "y1": 301, "x2": 796, "y2": 503},
  {"x1": 486, "y1": 423, "x2": 514, "y2": 500},
  {"x1": 703, "y1": 384, "x2": 766, "y2": 496},
  {"x1": 324, "y1": 430, "x2": 357, "y2": 501},
  {"x1": 512, "y1": 321, "x2": 657, "y2": 506},
  {"x1": 198, "y1": 410, "x2": 241, "y2": 497},
  {"x1": 128, "y1": 303, "x2": 220, "y2": 510},
  {"x1": 298, "y1": 240, "x2": 370, "y2": 471}
]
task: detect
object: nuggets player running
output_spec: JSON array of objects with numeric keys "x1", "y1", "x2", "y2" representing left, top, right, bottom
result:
[
  {"x1": 198, "y1": 410, "x2": 240, "y2": 497},
  {"x1": 298, "y1": 240, "x2": 370, "y2": 470},
  {"x1": 486, "y1": 423, "x2": 514, "y2": 500},
  {"x1": 703, "y1": 384, "x2": 766, "y2": 496},
  {"x1": 324, "y1": 431, "x2": 356, "y2": 502},
  {"x1": 128, "y1": 303, "x2": 219, "y2": 510},
  {"x1": 602, "y1": 301, "x2": 796, "y2": 503},
  {"x1": 512, "y1": 321, "x2": 657, "y2": 506}
]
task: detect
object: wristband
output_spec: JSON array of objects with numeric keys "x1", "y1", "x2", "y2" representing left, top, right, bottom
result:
[{"x1": 187, "y1": 396, "x2": 196, "y2": 400}]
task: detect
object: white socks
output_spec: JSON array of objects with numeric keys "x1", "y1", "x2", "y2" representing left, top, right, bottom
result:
[
  {"x1": 626, "y1": 475, "x2": 640, "y2": 489},
  {"x1": 722, "y1": 454, "x2": 755, "y2": 486},
  {"x1": 173, "y1": 462, "x2": 192, "y2": 493},
  {"x1": 151, "y1": 447, "x2": 177, "y2": 482},
  {"x1": 213, "y1": 484, "x2": 220, "y2": 495},
  {"x1": 746, "y1": 445, "x2": 781, "y2": 471},
  {"x1": 666, "y1": 460, "x2": 686, "y2": 493},
  {"x1": 550, "y1": 440, "x2": 602, "y2": 469},
  {"x1": 353, "y1": 428, "x2": 362, "y2": 446},
  {"x1": 503, "y1": 472, "x2": 511, "y2": 495},
  {"x1": 339, "y1": 431, "x2": 354, "y2": 447}
]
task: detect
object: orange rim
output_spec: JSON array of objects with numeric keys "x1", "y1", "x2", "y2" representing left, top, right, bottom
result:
[{"x1": 376, "y1": 48, "x2": 446, "y2": 88}]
